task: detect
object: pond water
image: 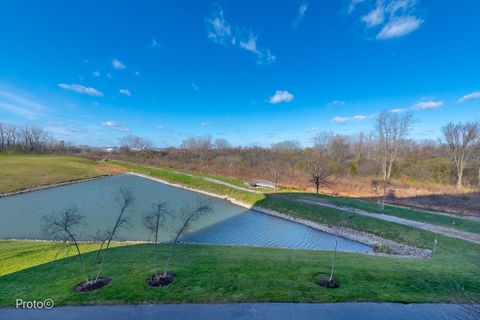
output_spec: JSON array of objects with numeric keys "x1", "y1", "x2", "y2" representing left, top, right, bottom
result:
[{"x1": 0, "y1": 174, "x2": 372, "y2": 252}]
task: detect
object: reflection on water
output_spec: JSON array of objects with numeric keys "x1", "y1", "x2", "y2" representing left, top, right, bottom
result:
[
  {"x1": 182, "y1": 211, "x2": 373, "y2": 252},
  {"x1": 0, "y1": 174, "x2": 372, "y2": 252}
]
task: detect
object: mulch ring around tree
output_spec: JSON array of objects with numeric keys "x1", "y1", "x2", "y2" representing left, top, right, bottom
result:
[
  {"x1": 74, "y1": 277, "x2": 112, "y2": 293},
  {"x1": 147, "y1": 272, "x2": 176, "y2": 287},
  {"x1": 316, "y1": 275, "x2": 340, "y2": 289}
]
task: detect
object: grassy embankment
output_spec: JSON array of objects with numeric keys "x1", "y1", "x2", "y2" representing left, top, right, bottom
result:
[
  {"x1": 280, "y1": 192, "x2": 480, "y2": 235},
  {"x1": 0, "y1": 154, "x2": 479, "y2": 306}
]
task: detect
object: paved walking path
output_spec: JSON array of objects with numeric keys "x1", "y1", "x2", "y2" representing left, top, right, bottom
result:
[
  {"x1": 0, "y1": 303, "x2": 468, "y2": 320},
  {"x1": 276, "y1": 194, "x2": 480, "y2": 245}
]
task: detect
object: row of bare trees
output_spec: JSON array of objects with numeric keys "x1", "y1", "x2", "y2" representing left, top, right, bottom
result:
[
  {"x1": 44, "y1": 188, "x2": 212, "y2": 291},
  {"x1": 0, "y1": 122, "x2": 53, "y2": 152},
  {"x1": 108, "y1": 114, "x2": 479, "y2": 190}
]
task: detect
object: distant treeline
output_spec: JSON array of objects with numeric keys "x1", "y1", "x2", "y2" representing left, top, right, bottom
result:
[{"x1": 2, "y1": 112, "x2": 480, "y2": 190}]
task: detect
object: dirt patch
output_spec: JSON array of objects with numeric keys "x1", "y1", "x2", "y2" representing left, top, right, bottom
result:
[
  {"x1": 316, "y1": 275, "x2": 340, "y2": 289},
  {"x1": 147, "y1": 272, "x2": 176, "y2": 287},
  {"x1": 74, "y1": 277, "x2": 112, "y2": 293}
]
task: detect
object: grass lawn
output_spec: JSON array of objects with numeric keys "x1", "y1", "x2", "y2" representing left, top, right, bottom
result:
[
  {"x1": 283, "y1": 192, "x2": 480, "y2": 235},
  {"x1": 0, "y1": 153, "x2": 125, "y2": 194},
  {"x1": 1, "y1": 154, "x2": 479, "y2": 306},
  {"x1": 1, "y1": 240, "x2": 479, "y2": 306}
]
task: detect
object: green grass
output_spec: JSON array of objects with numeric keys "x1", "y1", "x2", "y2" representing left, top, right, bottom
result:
[
  {"x1": 0, "y1": 153, "x2": 120, "y2": 194},
  {"x1": 283, "y1": 192, "x2": 480, "y2": 235},
  {"x1": 1, "y1": 155, "x2": 480, "y2": 306},
  {"x1": 110, "y1": 160, "x2": 264, "y2": 205},
  {"x1": 1, "y1": 240, "x2": 479, "y2": 306}
]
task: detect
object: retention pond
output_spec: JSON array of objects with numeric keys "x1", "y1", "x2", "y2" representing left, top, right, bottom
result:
[{"x1": 0, "y1": 174, "x2": 372, "y2": 253}]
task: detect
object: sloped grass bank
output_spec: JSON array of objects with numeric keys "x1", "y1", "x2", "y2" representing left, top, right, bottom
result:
[{"x1": 1, "y1": 241, "x2": 479, "y2": 306}]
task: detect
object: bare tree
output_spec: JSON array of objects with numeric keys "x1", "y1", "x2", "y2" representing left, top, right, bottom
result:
[
  {"x1": 375, "y1": 111, "x2": 414, "y2": 181},
  {"x1": 163, "y1": 201, "x2": 212, "y2": 276},
  {"x1": 143, "y1": 203, "x2": 170, "y2": 279},
  {"x1": 441, "y1": 121, "x2": 480, "y2": 189},
  {"x1": 309, "y1": 159, "x2": 331, "y2": 195},
  {"x1": 94, "y1": 188, "x2": 135, "y2": 282},
  {"x1": 119, "y1": 135, "x2": 153, "y2": 151},
  {"x1": 271, "y1": 140, "x2": 302, "y2": 152},
  {"x1": 214, "y1": 138, "x2": 231, "y2": 150},
  {"x1": 43, "y1": 207, "x2": 89, "y2": 284},
  {"x1": 371, "y1": 179, "x2": 394, "y2": 211}
]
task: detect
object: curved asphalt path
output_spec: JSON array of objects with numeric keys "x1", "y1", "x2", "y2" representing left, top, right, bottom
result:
[{"x1": 0, "y1": 303, "x2": 468, "y2": 320}]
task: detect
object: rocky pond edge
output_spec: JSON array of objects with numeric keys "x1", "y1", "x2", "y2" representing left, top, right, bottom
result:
[
  {"x1": 0, "y1": 171, "x2": 432, "y2": 259},
  {"x1": 127, "y1": 172, "x2": 432, "y2": 259}
]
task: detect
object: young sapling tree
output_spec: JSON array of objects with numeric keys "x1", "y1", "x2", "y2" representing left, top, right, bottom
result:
[
  {"x1": 142, "y1": 202, "x2": 170, "y2": 281},
  {"x1": 150, "y1": 200, "x2": 211, "y2": 287},
  {"x1": 94, "y1": 188, "x2": 135, "y2": 284},
  {"x1": 43, "y1": 207, "x2": 90, "y2": 286}
]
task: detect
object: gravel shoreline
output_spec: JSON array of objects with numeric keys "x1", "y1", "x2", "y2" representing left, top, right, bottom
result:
[
  {"x1": 0, "y1": 171, "x2": 432, "y2": 258},
  {"x1": 128, "y1": 172, "x2": 432, "y2": 259}
]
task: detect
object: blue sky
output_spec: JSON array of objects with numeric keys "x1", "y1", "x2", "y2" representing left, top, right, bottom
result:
[{"x1": 0, "y1": 0, "x2": 479, "y2": 147}]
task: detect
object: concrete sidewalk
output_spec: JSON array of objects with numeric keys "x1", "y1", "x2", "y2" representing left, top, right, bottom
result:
[{"x1": 0, "y1": 303, "x2": 465, "y2": 320}]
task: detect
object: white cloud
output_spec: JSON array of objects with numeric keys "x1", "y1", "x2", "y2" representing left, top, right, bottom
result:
[
  {"x1": 269, "y1": 90, "x2": 294, "y2": 104},
  {"x1": 201, "y1": 121, "x2": 211, "y2": 127},
  {"x1": 292, "y1": 2, "x2": 308, "y2": 28},
  {"x1": 58, "y1": 83, "x2": 103, "y2": 97},
  {"x1": 119, "y1": 89, "x2": 132, "y2": 96},
  {"x1": 112, "y1": 58, "x2": 126, "y2": 70},
  {"x1": 355, "y1": 0, "x2": 423, "y2": 40},
  {"x1": 331, "y1": 114, "x2": 370, "y2": 124},
  {"x1": 192, "y1": 83, "x2": 200, "y2": 91},
  {"x1": 101, "y1": 120, "x2": 117, "y2": 127},
  {"x1": 458, "y1": 91, "x2": 480, "y2": 103},
  {"x1": 348, "y1": 0, "x2": 365, "y2": 13},
  {"x1": 413, "y1": 100, "x2": 444, "y2": 110},
  {"x1": 329, "y1": 100, "x2": 346, "y2": 107},
  {"x1": 306, "y1": 127, "x2": 318, "y2": 133},
  {"x1": 239, "y1": 34, "x2": 276, "y2": 65},
  {"x1": 101, "y1": 120, "x2": 129, "y2": 132},
  {"x1": 206, "y1": 7, "x2": 275, "y2": 65},
  {"x1": 206, "y1": 8, "x2": 233, "y2": 45},
  {"x1": 134, "y1": 71, "x2": 140, "y2": 76},
  {"x1": 377, "y1": 16, "x2": 422, "y2": 39},
  {"x1": 93, "y1": 71, "x2": 101, "y2": 77},
  {"x1": 390, "y1": 108, "x2": 408, "y2": 113},
  {"x1": 106, "y1": 73, "x2": 113, "y2": 79},
  {"x1": 150, "y1": 38, "x2": 161, "y2": 49},
  {"x1": 362, "y1": 4, "x2": 385, "y2": 27}
]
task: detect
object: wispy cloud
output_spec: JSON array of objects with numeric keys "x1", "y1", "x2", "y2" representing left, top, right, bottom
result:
[
  {"x1": 149, "y1": 38, "x2": 161, "y2": 49},
  {"x1": 458, "y1": 91, "x2": 480, "y2": 103},
  {"x1": 119, "y1": 89, "x2": 132, "y2": 96},
  {"x1": 200, "y1": 121, "x2": 211, "y2": 127},
  {"x1": 206, "y1": 6, "x2": 276, "y2": 65},
  {"x1": 377, "y1": 16, "x2": 423, "y2": 39},
  {"x1": 101, "y1": 120, "x2": 129, "y2": 132},
  {"x1": 58, "y1": 83, "x2": 103, "y2": 97},
  {"x1": 331, "y1": 114, "x2": 372, "y2": 124},
  {"x1": 269, "y1": 90, "x2": 294, "y2": 104},
  {"x1": 390, "y1": 107, "x2": 408, "y2": 113},
  {"x1": 292, "y1": 2, "x2": 308, "y2": 28},
  {"x1": 0, "y1": 88, "x2": 48, "y2": 119},
  {"x1": 413, "y1": 100, "x2": 444, "y2": 110},
  {"x1": 192, "y1": 83, "x2": 200, "y2": 91},
  {"x1": 348, "y1": 0, "x2": 365, "y2": 13},
  {"x1": 305, "y1": 127, "x2": 318, "y2": 133},
  {"x1": 328, "y1": 100, "x2": 346, "y2": 107},
  {"x1": 92, "y1": 71, "x2": 101, "y2": 77},
  {"x1": 354, "y1": 0, "x2": 423, "y2": 40},
  {"x1": 112, "y1": 58, "x2": 126, "y2": 70},
  {"x1": 362, "y1": 3, "x2": 384, "y2": 27}
]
